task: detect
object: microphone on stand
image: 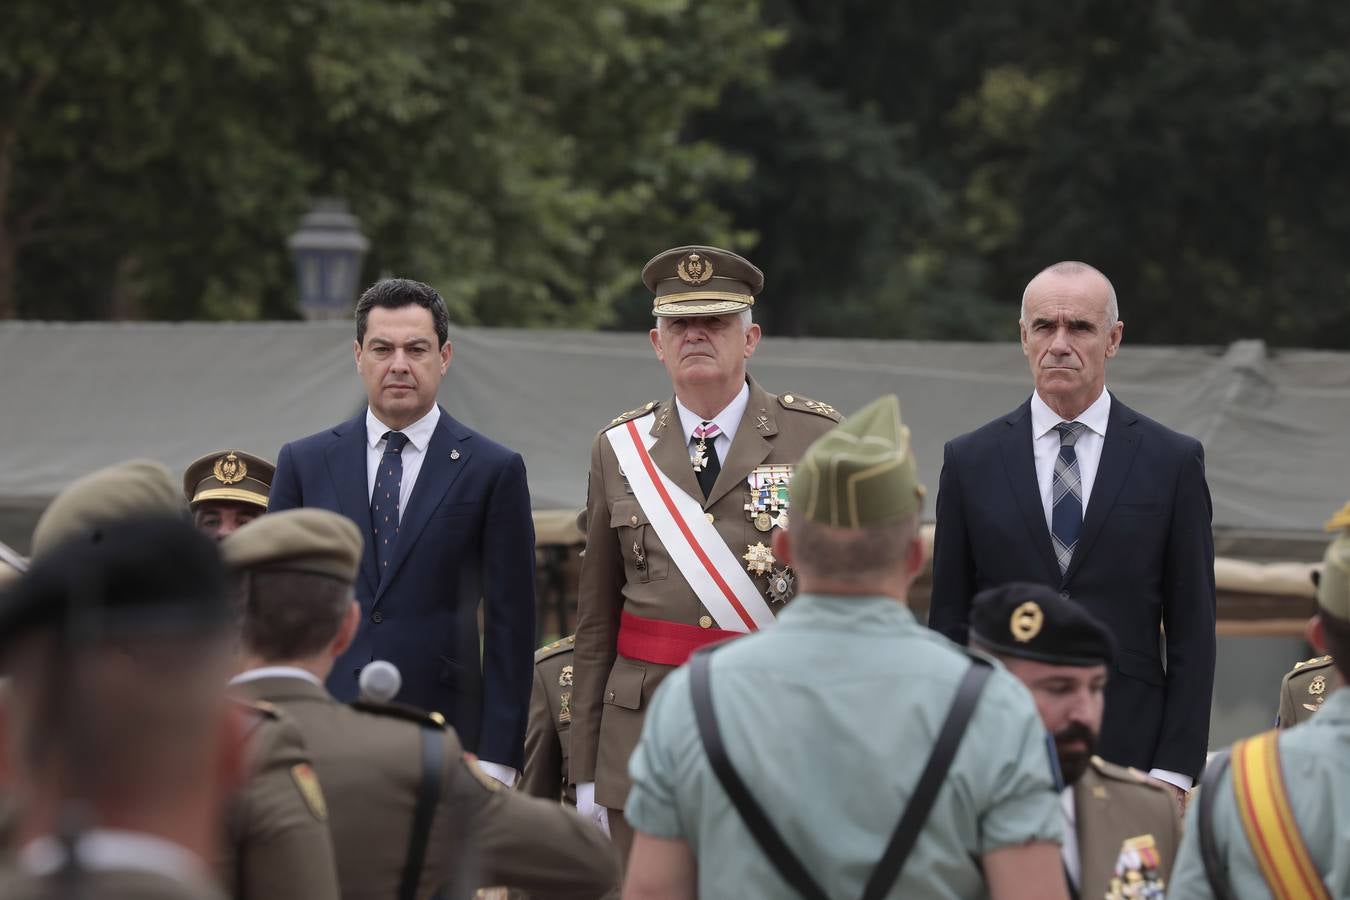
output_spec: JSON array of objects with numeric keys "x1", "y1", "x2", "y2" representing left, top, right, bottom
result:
[{"x1": 358, "y1": 660, "x2": 402, "y2": 703}]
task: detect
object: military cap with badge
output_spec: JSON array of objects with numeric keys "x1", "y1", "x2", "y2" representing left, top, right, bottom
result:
[
  {"x1": 184, "y1": 449, "x2": 275, "y2": 511},
  {"x1": 967, "y1": 581, "x2": 1116, "y2": 667}
]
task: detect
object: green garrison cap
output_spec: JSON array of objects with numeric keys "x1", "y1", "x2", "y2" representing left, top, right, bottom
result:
[
  {"x1": 1317, "y1": 524, "x2": 1350, "y2": 619},
  {"x1": 643, "y1": 245, "x2": 764, "y2": 317},
  {"x1": 222, "y1": 509, "x2": 363, "y2": 583},
  {"x1": 32, "y1": 460, "x2": 184, "y2": 560},
  {"x1": 790, "y1": 394, "x2": 925, "y2": 528}
]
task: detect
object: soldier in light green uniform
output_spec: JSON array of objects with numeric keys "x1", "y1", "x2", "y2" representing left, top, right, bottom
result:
[
  {"x1": 624, "y1": 396, "x2": 1067, "y2": 900},
  {"x1": 1169, "y1": 520, "x2": 1350, "y2": 898},
  {"x1": 521, "y1": 635, "x2": 577, "y2": 805}
]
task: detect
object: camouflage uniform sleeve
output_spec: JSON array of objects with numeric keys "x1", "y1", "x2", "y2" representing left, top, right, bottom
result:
[{"x1": 520, "y1": 662, "x2": 563, "y2": 800}]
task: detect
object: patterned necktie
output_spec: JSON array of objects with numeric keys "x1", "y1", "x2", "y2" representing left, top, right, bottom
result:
[
  {"x1": 1051, "y1": 421, "x2": 1089, "y2": 575},
  {"x1": 371, "y1": 431, "x2": 410, "y2": 576},
  {"x1": 692, "y1": 422, "x2": 722, "y2": 500}
]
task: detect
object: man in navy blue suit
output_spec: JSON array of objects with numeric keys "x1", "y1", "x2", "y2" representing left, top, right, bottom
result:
[
  {"x1": 270, "y1": 278, "x2": 536, "y2": 786},
  {"x1": 928, "y1": 261, "x2": 1215, "y2": 809}
]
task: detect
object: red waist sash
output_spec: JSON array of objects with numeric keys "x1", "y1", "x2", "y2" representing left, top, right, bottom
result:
[{"x1": 616, "y1": 610, "x2": 742, "y2": 667}]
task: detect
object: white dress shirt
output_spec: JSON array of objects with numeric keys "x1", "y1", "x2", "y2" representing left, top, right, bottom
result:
[
  {"x1": 1060, "y1": 787, "x2": 1080, "y2": 889},
  {"x1": 674, "y1": 381, "x2": 750, "y2": 463},
  {"x1": 365, "y1": 405, "x2": 440, "y2": 517},
  {"x1": 21, "y1": 829, "x2": 213, "y2": 887},
  {"x1": 229, "y1": 665, "x2": 325, "y2": 688}
]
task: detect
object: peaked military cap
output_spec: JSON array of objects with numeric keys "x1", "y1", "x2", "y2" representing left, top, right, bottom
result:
[
  {"x1": 222, "y1": 508, "x2": 363, "y2": 583},
  {"x1": 643, "y1": 245, "x2": 764, "y2": 317},
  {"x1": 790, "y1": 394, "x2": 924, "y2": 527},
  {"x1": 968, "y1": 582, "x2": 1115, "y2": 667},
  {"x1": 1317, "y1": 524, "x2": 1350, "y2": 619},
  {"x1": 184, "y1": 449, "x2": 275, "y2": 511},
  {"x1": 31, "y1": 459, "x2": 184, "y2": 560}
]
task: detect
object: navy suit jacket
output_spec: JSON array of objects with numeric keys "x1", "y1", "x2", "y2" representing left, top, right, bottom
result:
[
  {"x1": 269, "y1": 407, "x2": 536, "y2": 768},
  {"x1": 928, "y1": 394, "x2": 1216, "y2": 779}
]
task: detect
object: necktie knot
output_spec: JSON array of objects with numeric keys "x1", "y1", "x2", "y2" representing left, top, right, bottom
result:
[
  {"x1": 693, "y1": 422, "x2": 721, "y2": 440},
  {"x1": 382, "y1": 431, "x2": 410, "y2": 454},
  {"x1": 1054, "y1": 421, "x2": 1088, "y2": 447}
]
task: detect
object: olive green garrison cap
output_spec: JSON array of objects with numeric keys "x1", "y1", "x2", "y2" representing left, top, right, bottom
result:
[
  {"x1": 32, "y1": 459, "x2": 184, "y2": 559},
  {"x1": 222, "y1": 508, "x2": 363, "y2": 583}
]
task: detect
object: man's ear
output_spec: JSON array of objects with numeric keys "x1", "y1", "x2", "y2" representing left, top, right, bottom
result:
[
  {"x1": 1306, "y1": 615, "x2": 1328, "y2": 654},
  {"x1": 772, "y1": 527, "x2": 792, "y2": 566},
  {"x1": 649, "y1": 327, "x2": 665, "y2": 361},
  {"x1": 440, "y1": 340, "x2": 453, "y2": 374},
  {"x1": 904, "y1": 533, "x2": 926, "y2": 580},
  {"x1": 353, "y1": 339, "x2": 363, "y2": 369},
  {"x1": 332, "y1": 598, "x2": 361, "y2": 658}
]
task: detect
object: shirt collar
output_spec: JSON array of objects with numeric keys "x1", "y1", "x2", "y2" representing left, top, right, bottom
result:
[
  {"x1": 1030, "y1": 388, "x2": 1111, "y2": 440},
  {"x1": 674, "y1": 380, "x2": 750, "y2": 446},
  {"x1": 366, "y1": 404, "x2": 440, "y2": 451},
  {"x1": 20, "y1": 829, "x2": 212, "y2": 884},
  {"x1": 776, "y1": 591, "x2": 917, "y2": 630},
  {"x1": 229, "y1": 665, "x2": 325, "y2": 688}
]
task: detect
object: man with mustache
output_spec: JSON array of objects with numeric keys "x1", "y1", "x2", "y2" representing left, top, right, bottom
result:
[
  {"x1": 969, "y1": 582, "x2": 1181, "y2": 900},
  {"x1": 569, "y1": 245, "x2": 841, "y2": 862}
]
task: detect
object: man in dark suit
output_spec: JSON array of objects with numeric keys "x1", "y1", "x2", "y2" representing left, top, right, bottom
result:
[
  {"x1": 928, "y1": 260, "x2": 1215, "y2": 806},
  {"x1": 269, "y1": 278, "x2": 536, "y2": 786}
]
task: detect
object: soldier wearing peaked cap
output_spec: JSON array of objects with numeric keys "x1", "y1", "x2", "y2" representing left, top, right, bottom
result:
[
  {"x1": 184, "y1": 449, "x2": 275, "y2": 540},
  {"x1": 970, "y1": 583, "x2": 1180, "y2": 900},
  {"x1": 20, "y1": 459, "x2": 339, "y2": 900},
  {"x1": 570, "y1": 245, "x2": 843, "y2": 859},
  {"x1": 625, "y1": 396, "x2": 1068, "y2": 900},
  {"x1": 1169, "y1": 514, "x2": 1350, "y2": 899},
  {"x1": 223, "y1": 509, "x2": 620, "y2": 900}
]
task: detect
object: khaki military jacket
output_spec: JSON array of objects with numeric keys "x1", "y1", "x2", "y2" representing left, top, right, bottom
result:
[
  {"x1": 233, "y1": 675, "x2": 618, "y2": 900},
  {"x1": 1074, "y1": 756, "x2": 1182, "y2": 899},
  {"x1": 1276, "y1": 655, "x2": 1336, "y2": 728},
  {"x1": 218, "y1": 698, "x2": 340, "y2": 900},
  {"x1": 521, "y1": 636, "x2": 576, "y2": 805},
  {"x1": 570, "y1": 377, "x2": 840, "y2": 808},
  {"x1": 0, "y1": 868, "x2": 226, "y2": 899}
]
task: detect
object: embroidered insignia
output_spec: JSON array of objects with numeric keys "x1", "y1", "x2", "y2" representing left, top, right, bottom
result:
[
  {"x1": 676, "y1": 251, "x2": 714, "y2": 285},
  {"x1": 559, "y1": 691, "x2": 571, "y2": 723},
  {"x1": 213, "y1": 451, "x2": 247, "y2": 485},
  {"x1": 290, "y1": 763, "x2": 328, "y2": 821},
  {"x1": 559, "y1": 664, "x2": 573, "y2": 687},
  {"x1": 1010, "y1": 601, "x2": 1044, "y2": 642},
  {"x1": 1309, "y1": 674, "x2": 1327, "y2": 696}
]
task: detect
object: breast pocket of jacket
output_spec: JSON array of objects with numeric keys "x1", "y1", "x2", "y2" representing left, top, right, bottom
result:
[
  {"x1": 610, "y1": 499, "x2": 668, "y2": 583},
  {"x1": 430, "y1": 501, "x2": 480, "y2": 521}
]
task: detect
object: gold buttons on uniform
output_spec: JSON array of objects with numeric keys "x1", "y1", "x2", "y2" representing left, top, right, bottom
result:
[
  {"x1": 698, "y1": 616, "x2": 713, "y2": 629},
  {"x1": 783, "y1": 394, "x2": 795, "y2": 403},
  {"x1": 705, "y1": 512, "x2": 715, "y2": 523},
  {"x1": 630, "y1": 515, "x2": 638, "y2": 526}
]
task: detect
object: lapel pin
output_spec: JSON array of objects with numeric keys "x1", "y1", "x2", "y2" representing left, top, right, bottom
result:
[{"x1": 450, "y1": 449, "x2": 461, "y2": 460}]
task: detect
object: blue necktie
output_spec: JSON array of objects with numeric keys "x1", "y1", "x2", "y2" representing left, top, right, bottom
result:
[
  {"x1": 1051, "y1": 422, "x2": 1088, "y2": 575},
  {"x1": 371, "y1": 431, "x2": 410, "y2": 576}
]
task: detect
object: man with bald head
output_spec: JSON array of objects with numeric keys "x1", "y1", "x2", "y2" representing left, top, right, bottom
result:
[{"x1": 929, "y1": 261, "x2": 1216, "y2": 807}]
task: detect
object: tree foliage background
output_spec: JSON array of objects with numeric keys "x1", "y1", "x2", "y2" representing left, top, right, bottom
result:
[{"x1": 4, "y1": 0, "x2": 1350, "y2": 347}]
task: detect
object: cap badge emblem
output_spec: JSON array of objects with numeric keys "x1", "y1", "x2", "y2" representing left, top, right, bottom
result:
[
  {"x1": 1010, "y1": 601, "x2": 1044, "y2": 643},
  {"x1": 677, "y1": 251, "x2": 714, "y2": 285},
  {"x1": 213, "y1": 452, "x2": 247, "y2": 485}
]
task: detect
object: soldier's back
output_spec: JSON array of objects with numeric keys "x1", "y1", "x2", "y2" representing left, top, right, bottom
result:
[{"x1": 1276, "y1": 655, "x2": 1336, "y2": 728}]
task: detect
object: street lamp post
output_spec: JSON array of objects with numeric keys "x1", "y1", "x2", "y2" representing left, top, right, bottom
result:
[{"x1": 287, "y1": 198, "x2": 370, "y2": 320}]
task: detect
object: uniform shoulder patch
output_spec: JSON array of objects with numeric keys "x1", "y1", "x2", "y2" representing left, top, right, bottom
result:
[
  {"x1": 777, "y1": 393, "x2": 841, "y2": 421},
  {"x1": 290, "y1": 762, "x2": 328, "y2": 821},
  {"x1": 1291, "y1": 654, "x2": 1333, "y2": 671},
  {"x1": 534, "y1": 634, "x2": 576, "y2": 663},
  {"x1": 606, "y1": 401, "x2": 659, "y2": 429},
  {"x1": 349, "y1": 699, "x2": 447, "y2": 729}
]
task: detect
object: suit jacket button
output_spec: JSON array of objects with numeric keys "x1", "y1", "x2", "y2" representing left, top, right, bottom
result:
[
  {"x1": 630, "y1": 515, "x2": 638, "y2": 526},
  {"x1": 698, "y1": 616, "x2": 713, "y2": 629},
  {"x1": 372, "y1": 611, "x2": 384, "y2": 624},
  {"x1": 1059, "y1": 591, "x2": 1070, "y2": 600},
  {"x1": 354, "y1": 666, "x2": 363, "y2": 678}
]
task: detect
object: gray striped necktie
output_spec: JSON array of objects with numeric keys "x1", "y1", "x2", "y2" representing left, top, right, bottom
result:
[{"x1": 1051, "y1": 422, "x2": 1089, "y2": 575}]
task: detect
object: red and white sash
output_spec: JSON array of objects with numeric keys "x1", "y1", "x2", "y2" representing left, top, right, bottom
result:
[{"x1": 606, "y1": 412, "x2": 775, "y2": 632}]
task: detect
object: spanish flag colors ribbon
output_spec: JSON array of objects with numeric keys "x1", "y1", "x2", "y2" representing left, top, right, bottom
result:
[{"x1": 1232, "y1": 730, "x2": 1329, "y2": 900}]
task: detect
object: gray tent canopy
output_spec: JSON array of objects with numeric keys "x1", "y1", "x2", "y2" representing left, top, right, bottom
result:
[{"x1": 1, "y1": 322, "x2": 1346, "y2": 558}]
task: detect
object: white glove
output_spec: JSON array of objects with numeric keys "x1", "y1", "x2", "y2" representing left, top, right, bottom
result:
[{"x1": 575, "y1": 781, "x2": 611, "y2": 836}]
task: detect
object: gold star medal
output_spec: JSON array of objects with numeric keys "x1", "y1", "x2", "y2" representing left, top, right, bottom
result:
[{"x1": 742, "y1": 542, "x2": 775, "y2": 576}]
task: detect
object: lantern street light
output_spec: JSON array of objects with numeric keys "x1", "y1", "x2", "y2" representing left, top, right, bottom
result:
[{"x1": 287, "y1": 198, "x2": 370, "y2": 320}]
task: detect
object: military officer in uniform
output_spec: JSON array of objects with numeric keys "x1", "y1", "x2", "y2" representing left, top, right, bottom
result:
[
  {"x1": 1169, "y1": 518, "x2": 1350, "y2": 898},
  {"x1": 968, "y1": 583, "x2": 1181, "y2": 900},
  {"x1": 570, "y1": 245, "x2": 842, "y2": 858},
  {"x1": 625, "y1": 396, "x2": 1067, "y2": 899},
  {"x1": 24, "y1": 459, "x2": 341, "y2": 899},
  {"x1": 223, "y1": 509, "x2": 620, "y2": 899},
  {"x1": 522, "y1": 634, "x2": 577, "y2": 805},
  {"x1": 183, "y1": 449, "x2": 275, "y2": 539}
]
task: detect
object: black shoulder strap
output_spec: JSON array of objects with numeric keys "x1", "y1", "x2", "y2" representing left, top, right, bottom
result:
[
  {"x1": 690, "y1": 650, "x2": 992, "y2": 900},
  {"x1": 399, "y1": 725, "x2": 445, "y2": 900},
  {"x1": 1198, "y1": 750, "x2": 1238, "y2": 900}
]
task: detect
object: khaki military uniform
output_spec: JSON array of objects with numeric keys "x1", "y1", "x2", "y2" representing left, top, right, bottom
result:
[
  {"x1": 570, "y1": 377, "x2": 841, "y2": 814},
  {"x1": 521, "y1": 636, "x2": 576, "y2": 805},
  {"x1": 233, "y1": 676, "x2": 619, "y2": 900},
  {"x1": 1073, "y1": 756, "x2": 1182, "y2": 899},
  {"x1": 218, "y1": 699, "x2": 340, "y2": 899},
  {"x1": 0, "y1": 868, "x2": 226, "y2": 899},
  {"x1": 1276, "y1": 654, "x2": 1336, "y2": 728}
]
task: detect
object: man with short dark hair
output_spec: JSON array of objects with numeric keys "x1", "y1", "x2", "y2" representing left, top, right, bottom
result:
[
  {"x1": 270, "y1": 277, "x2": 537, "y2": 787},
  {"x1": 968, "y1": 582, "x2": 1181, "y2": 899}
]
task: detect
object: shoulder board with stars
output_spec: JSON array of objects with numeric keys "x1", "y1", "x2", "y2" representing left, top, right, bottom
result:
[
  {"x1": 1292, "y1": 654, "x2": 1333, "y2": 671},
  {"x1": 778, "y1": 393, "x2": 841, "y2": 421},
  {"x1": 535, "y1": 634, "x2": 576, "y2": 664},
  {"x1": 605, "y1": 401, "x2": 659, "y2": 430},
  {"x1": 349, "y1": 699, "x2": 447, "y2": 729},
  {"x1": 1089, "y1": 755, "x2": 1168, "y2": 791}
]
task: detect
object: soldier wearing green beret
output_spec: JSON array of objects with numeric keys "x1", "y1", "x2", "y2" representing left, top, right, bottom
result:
[
  {"x1": 1169, "y1": 518, "x2": 1350, "y2": 898},
  {"x1": 624, "y1": 396, "x2": 1068, "y2": 900},
  {"x1": 969, "y1": 582, "x2": 1181, "y2": 900},
  {"x1": 223, "y1": 509, "x2": 620, "y2": 899},
  {"x1": 21, "y1": 459, "x2": 341, "y2": 900},
  {"x1": 183, "y1": 450, "x2": 275, "y2": 540},
  {"x1": 571, "y1": 245, "x2": 843, "y2": 858}
]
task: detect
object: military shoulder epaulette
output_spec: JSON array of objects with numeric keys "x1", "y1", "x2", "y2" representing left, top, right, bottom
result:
[
  {"x1": 231, "y1": 697, "x2": 281, "y2": 719},
  {"x1": 1292, "y1": 655, "x2": 1333, "y2": 671},
  {"x1": 535, "y1": 634, "x2": 576, "y2": 664},
  {"x1": 1089, "y1": 755, "x2": 1163, "y2": 790},
  {"x1": 606, "y1": 401, "x2": 659, "y2": 429},
  {"x1": 350, "y1": 699, "x2": 447, "y2": 729},
  {"x1": 778, "y1": 393, "x2": 841, "y2": 421}
]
